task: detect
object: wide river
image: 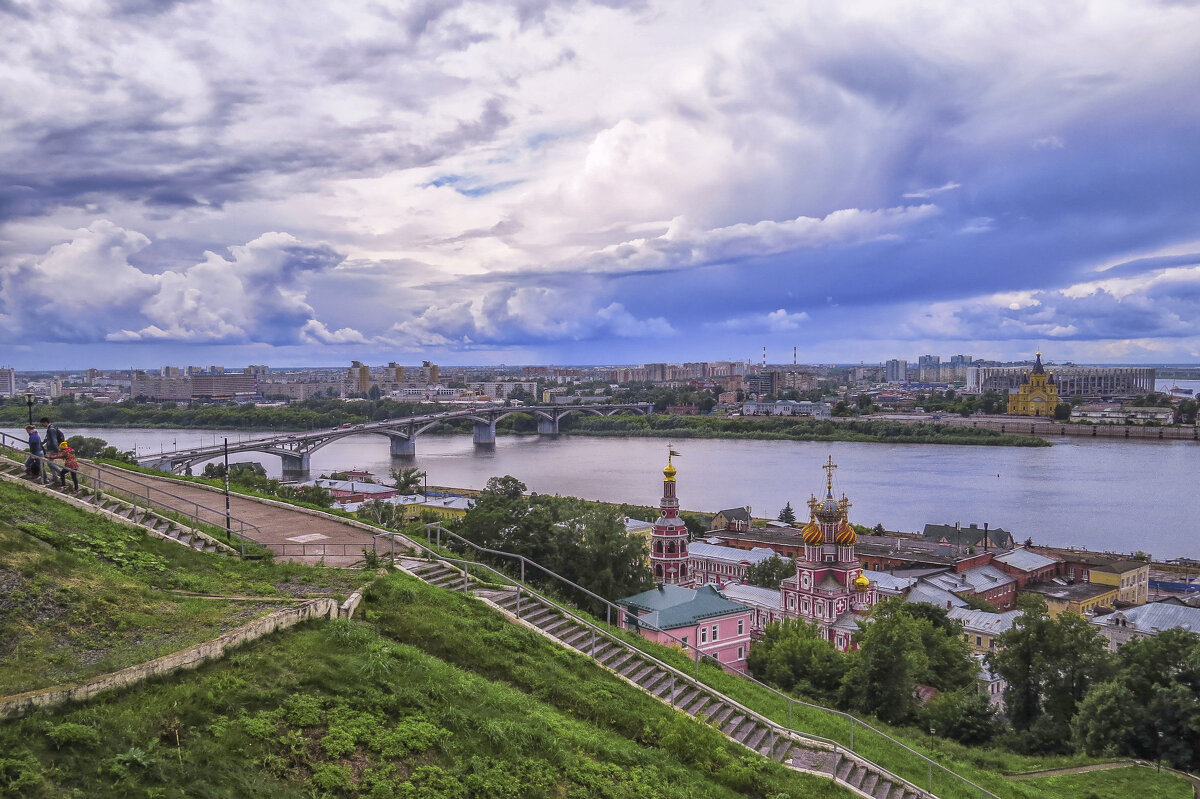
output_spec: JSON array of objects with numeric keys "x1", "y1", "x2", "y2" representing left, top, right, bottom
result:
[{"x1": 9, "y1": 423, "x2": 1198, "y2": 559}]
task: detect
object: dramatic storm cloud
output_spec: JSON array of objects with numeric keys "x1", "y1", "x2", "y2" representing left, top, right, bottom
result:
[{"x1": 2, "y1": 0, "x2": 1199, "y2": 367}]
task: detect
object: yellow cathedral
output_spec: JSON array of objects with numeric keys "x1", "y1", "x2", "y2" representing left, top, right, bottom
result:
[{"x1": 1008, "y1": 352, "x2": 1059, "y2": 416}]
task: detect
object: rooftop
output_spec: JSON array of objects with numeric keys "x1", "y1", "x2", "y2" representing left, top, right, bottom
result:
[
  {"x1": 1093, "y1": 601, "x2": 1200, "y2": 634},
  {"x1": 947, "y1": 607, "x2": 1021, "y2": 635},
  {"x1": 1025, "y1": 580, "x2": 1117, "y2": 603},
  {"x1": 689, "y1": 541, "x2": 778, "y2": 565},
  {"x1": 619, "y1": 584, "x2": 751, "y2": 631},
  {"x1": 994, "y1": 548, "x2": 1059, "y2": 572}
]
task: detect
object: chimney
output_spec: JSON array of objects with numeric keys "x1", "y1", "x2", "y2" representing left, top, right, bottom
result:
[{"x1": 983, "y1": 522, "x2": 990, "y2": 552}]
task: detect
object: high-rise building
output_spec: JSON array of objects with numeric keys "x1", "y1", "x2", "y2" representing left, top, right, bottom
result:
[
  {"x1": 347, "y1": 361, "x2": 371, "y2": 394},
  {"x1": 885, "y1": 359, "x2": 907, "y2": 383},
  {"x1": 918, "y1": 355, "x2": 940, "y2": 383},
  {"x1": 418, "y1": 361, "x2": 439, "y2": 385},
  {"x1": 161, "y1": 366, "x2": 181, "y2": 377},
  {"x1": 0, "y1": 367, "x2": 15, "y2": 397}
]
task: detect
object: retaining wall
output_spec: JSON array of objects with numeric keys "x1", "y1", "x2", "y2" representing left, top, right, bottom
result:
[{"x1": 0, "y1": 597, "x2": 337, "y2": 720}]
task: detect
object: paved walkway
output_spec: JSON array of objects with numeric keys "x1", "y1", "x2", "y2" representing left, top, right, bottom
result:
[{"x1": 80, "y1": 464, "x2": 382, "y2": 566}]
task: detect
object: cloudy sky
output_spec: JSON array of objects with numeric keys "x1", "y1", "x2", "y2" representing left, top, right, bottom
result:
[{"x1": 2, "y1": 0, "x2": 1199, "y2": 370}]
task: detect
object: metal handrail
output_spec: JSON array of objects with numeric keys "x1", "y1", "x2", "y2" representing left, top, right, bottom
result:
[
  {"x1": 404, "y1": 521, "x2": 1002, "y2": 799},
  {"x1": 388, "y1": 529, "x2": 894, "y2": 782},
  {"x1": 0, "y1": 431, "x2": 261, "y2": 557}
]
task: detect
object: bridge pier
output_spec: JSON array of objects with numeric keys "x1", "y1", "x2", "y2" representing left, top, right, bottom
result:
[
  {"x1": 280, "y1": 451, "x2": 311, "y2": 477},
  {"x1": 473, "y1": 421, "x2": 496, "y2": 447},
  {"x1": 389, "y1": 436, "x2": 416, "y2": 458},
  {"x1": 537, "y1": 416, "x2": 559, "y2": 436}
]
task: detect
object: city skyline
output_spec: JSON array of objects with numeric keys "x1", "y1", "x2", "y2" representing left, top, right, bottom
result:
[{"x1": 3, "y1": 2, "x2": 1200, "y2": 370}]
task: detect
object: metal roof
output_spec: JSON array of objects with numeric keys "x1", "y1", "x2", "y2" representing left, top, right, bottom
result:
[
  {"x1": 688, "y1": 542, "x2": 778, "y2": 564},
  {"x1": 906, "y1": 582, "x2": 968, "y2": 609},
  {"x1": 719, "y1": 583, "x2": 783, "y2": 608},
  {"x1": 863, "y1": 570, "x2": 917, "y2": 593},
  {"x1": 627, "y1": 584, "x2": 751, "y2": 631},
  {"x1": 948, "y1": 607, "x2": 1021, "y2": 635},
  {"x1": 994, "y1": 548, "x2": 1058, "y2": 572},
  {"x1": 959, "y1": 564, "x2": 1016, "y2": 592},
  {"x1": 1093, "y1": 602, "x2": 1200, "y2": 635}
]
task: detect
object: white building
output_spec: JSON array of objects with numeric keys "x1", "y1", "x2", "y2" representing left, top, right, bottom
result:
[{"x1": 0, "y1": 367, "x2": 14, "y2": 397}]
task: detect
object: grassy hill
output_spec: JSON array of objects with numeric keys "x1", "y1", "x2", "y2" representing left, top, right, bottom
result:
[{"x1": 0, "y1": 478, "x2": 1192, "y2": 799}]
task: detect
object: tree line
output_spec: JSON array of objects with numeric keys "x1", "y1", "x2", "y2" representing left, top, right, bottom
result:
[{"x1": 748, "y1": 593, "x2": 1199, "y2": 770}]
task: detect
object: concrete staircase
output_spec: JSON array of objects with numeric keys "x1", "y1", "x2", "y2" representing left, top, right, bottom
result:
[
  {"x1": 0, "y1": 456, "x2": 234, "y2": 556},
  {"x1": 399, "y1": 557, "x2": 930, "y2": 799}
]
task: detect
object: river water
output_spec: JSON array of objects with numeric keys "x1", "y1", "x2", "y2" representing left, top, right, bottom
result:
[{"x1": 8, "y1": 424, "x2": 1197, "y2": 559}]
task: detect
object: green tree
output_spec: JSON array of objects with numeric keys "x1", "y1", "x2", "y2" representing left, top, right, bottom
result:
[
  {"x1": 744, "y1": 556, "x2": 794, "y2": 590},
  {"x1": 871, "y1": 600, "x2": 976, "y2": 691},
  {"x1": 390, "y1": 466, "x2": 426, "y2": 495},
  {"x1": 1053, "y1": 402, "x2": 1072, "y2": 421},
  {"x1": 923, "y1": 689, "x2": 1001, "y2": 746},
  {"x1": 747, "y1": 618, "x2": 845, "y2": 701},
  {"x1": 840, "y1": 609, "x2": 928, "y2": 724},
  {"x1": 565, "y1": 509, "x2": 652, "y2": 602},
  {"x1": 1072, "y1": 628, "x2": 1200, "y2": 770},
  {"x1": 777, "y1": 502, "x2": 796, "y2": 524},
  {"x1": 988, "y1": 597, "x2": 1113, "y2": 751}
]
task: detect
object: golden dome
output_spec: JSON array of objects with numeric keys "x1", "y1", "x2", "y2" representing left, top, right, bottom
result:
[
  {"x1": 854, "y1": 573, "x2": 870, "y2": 590},
  {"x1": 801, "y1": 520, "x2": 823, "y2": 545},
  {"x1": 835, "y1": 522, "x2": 857, "y2": 546},
  {"x1": 663, "y1": 461, "x2": 677, "y2": 481}
]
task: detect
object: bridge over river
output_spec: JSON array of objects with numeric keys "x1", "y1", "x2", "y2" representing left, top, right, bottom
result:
[{"x1": 137, "y1": 403, "x2": 655, "y2": 476}]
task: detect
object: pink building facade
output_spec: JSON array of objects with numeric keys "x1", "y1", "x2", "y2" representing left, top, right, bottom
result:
[{"x1": 618, "y1": 584, "x2": 754, "y2": 673}]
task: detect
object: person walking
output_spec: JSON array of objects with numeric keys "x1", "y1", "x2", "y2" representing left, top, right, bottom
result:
[
  {"x1": 47, "y1": 441, "x2": 80, "y2": 492},
  {"x1": 23, "y1": 424, "x2": 45, "y2": 481},
  {"x1": 40, "y1": 417, "x2": 65, "y2": 486}
]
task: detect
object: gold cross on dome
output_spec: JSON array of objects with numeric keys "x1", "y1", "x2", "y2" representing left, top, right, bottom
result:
[{"x1": 822, "y1": 455, "x2": 837, "y2": 493}]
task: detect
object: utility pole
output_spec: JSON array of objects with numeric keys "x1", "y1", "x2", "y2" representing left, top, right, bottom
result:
[{"x1": 223, "y1": 438, "x2": 232, "y2": 542}]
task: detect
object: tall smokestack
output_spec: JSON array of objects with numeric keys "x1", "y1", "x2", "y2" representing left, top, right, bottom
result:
[{"x1": 794, "y1": 346, "x2": 797, "y2": 365}]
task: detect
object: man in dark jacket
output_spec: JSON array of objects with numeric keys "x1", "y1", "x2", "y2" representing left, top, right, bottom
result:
[
  {"x1": 40, "y1": 417, "x2": 65, "y2": 485},
  {"x1": 24, "y1": 424, "x2": 45, "y2": 482}
]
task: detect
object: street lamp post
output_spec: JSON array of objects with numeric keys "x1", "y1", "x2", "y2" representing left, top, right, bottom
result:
[{"x1": 25, "y1": 393, "x2": 34, "y2": 425}]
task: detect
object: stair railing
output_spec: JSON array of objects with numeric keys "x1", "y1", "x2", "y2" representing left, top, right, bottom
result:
[
  {"x1": 396, "y1": 522, "x2": 1003, "y2": 799},
  {"x1": 0, "y1": 431, "x2": 255, "y2": 557}
]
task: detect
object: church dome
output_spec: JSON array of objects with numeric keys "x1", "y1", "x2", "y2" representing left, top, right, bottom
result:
[
  {"x1": 801, "y1": 520, "x2": 823, "y2": 545},
  {"x1": 854, "y1": 573, "x2": 870, "y2": 590},
  {"x1": 835, "y1": 521, "x2": 857, "y2": 546},
  {"x1": 663, "y1": 461, "x2": 677, "y2": 481},
  {"x1": 814, "y1": 496, "x2": 842, "y2": 523}
]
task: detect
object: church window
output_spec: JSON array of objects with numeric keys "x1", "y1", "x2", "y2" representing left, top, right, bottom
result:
[
  {"x1": 680, "y1": 564, "x2": 688, "y2": 577},
  {"x1": 788, "y1": 595, "x2": 795, "y2": 610},
  {"x1": 655, "y1": 565, "x2": 663, "y2": 578}
]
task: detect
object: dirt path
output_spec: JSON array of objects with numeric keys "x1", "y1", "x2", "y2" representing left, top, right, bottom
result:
[{"x1": 80, "y1": 464, "x2": 381, "y2": 566}]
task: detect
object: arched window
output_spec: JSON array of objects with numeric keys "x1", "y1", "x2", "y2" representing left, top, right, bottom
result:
[
  {"x1": 655, "y1": 564, "x2": 663, "y2": 578},
  {"x1": 653, "y1": 541, "x2": 662, "y2": 554},
  {"x1": 667, "y1": 541, "x2": 676, "y2": 554},
  {"x1": 680, "y1": 564, "x2": 688, "y2": 577}
]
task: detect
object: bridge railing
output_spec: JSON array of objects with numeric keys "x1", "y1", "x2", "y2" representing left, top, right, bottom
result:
[
  {"x1": 138, "y1": 403, "x2": 657, "y2": 463},
  {"x1": 0, "y1": 431, "x2": 264, "y2": 558}
]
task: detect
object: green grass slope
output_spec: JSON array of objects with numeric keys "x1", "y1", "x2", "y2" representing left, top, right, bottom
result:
[
  {"x1": 0, "y1": 479, "x2": 364, "y2": 695},
  {"x1": 0, "y1": 573, "x2": 850, "y2": 799}
]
